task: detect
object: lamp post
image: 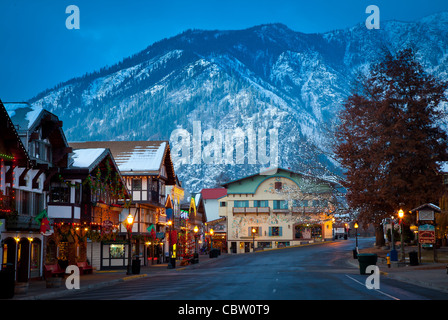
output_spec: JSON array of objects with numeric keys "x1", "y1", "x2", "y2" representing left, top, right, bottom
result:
[
  {"x1": 125, "y1": 213, "x2": 134, "y2": 275},
  {"x1": 194, "y1": 225, "x2": 199, "y2": 253},
  {"x1": 251, "y1": 228, "x2": 257, "y2": 251},
  {"x1": 398, "y1": 209, "x2": 405, "y2": 262},
  {"x1": 354, "y1": 222, "x2": 359, "y2": 257},
  {"x1": 210, "y1": 228, "x2": 214, "y2": 251},
  {"x1": 167, "y1": 220, "x2": 174, "y2": 269},
  {"x1": 193, "y1": 225, "x2": 199, "y2": 264}
]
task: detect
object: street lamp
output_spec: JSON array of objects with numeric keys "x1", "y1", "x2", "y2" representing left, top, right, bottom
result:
[
  {"x1": 210, "y1": 228, "x2": 214, "y2": 251},
  {"x1": 193, "y1": 225, "x2": 199, "y2": 254},
  {"x1": 193, "y1": 225, "x2": 199, "y2": 264},
  {"x1": 167, "y1": 220, "x2": 175, "y2": 269},
  {"x1": 398, "y1": 209, "x2": 405, "y2": 262},
  {"x1": 251, "y1": 228, "x2": 257, "y2": 251},
  {"x1": 125, "y1": 214, "x2": 134, "y2": 275},
  {"x1": 354, "y1": 222, "x2": 359, "y2": 258}
]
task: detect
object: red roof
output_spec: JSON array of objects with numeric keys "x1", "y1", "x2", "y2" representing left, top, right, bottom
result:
[{"x1": 201, "y1": 188, "x2": 227, "y2": 200}]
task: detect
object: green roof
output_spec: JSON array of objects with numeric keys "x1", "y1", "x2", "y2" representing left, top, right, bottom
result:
[{"x1": 222, "y1": 167, "x2": 337, "y2": 194}]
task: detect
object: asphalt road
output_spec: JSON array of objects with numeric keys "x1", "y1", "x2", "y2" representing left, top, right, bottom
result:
[{"x1": 56, "y1": 238, "x2": 448, "y2": 301}]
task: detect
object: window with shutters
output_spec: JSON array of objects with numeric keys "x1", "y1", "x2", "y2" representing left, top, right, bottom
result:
[
  {"x1": 273, "y1": 200, "x2": 288, "y2": 210},
  {"x1": 254, "y1": 200, "x2": 269, "y2": 207},
  {"x1": 249, "y1": 226, "x2": 261, "y2": 236},
  {"x1": 269, "y1": 226, "x2": 282, "y2": 236},
  {"x1": 234, "y1": 200, "x2": 249, "y2": 208}
]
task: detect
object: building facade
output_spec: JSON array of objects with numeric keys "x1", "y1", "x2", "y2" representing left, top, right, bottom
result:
[
  {"x1": 201, "y1": 188, "x2": 227, "y2": 221},
  {"x1": 1, "y1": 101, "x2": 71, "y2": 281},
  {"x1": 69, "y1": 141, "x2": 178, "y2": 268},
  {"x1": 219, "y1": 168, "x2": 337, "y2": 253}
]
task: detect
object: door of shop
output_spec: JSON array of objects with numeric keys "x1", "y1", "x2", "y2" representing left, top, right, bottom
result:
[{"x1": 17, "y1": 238, "x2": 30, "y2": 282}]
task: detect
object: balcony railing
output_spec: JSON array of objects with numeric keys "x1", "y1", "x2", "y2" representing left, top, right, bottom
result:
[
  {"x1": 5, "y1": 215, "x2": 40, "y2": 231},
  {"x1": 291, "y1": 206, "x2": 326, "y2": 214},
  {"x1": 232, "y1": 207, "x2": 270, "y2": 214}
]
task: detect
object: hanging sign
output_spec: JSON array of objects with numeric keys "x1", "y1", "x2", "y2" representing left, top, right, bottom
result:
[
  {"x1": 102, "y1": 220, "x2": 114, "y2": 234},
  {"x1": 418, "y1": 224, "x2": 435, "y2": 244}
]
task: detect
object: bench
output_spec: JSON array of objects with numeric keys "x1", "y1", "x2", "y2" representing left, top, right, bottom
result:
[
  {"x1": 76, "y1": 261, "x2": 93, "y2": 275},
  {"x1": 44, "y1": 264, "x2": 65, "y2": 279}
]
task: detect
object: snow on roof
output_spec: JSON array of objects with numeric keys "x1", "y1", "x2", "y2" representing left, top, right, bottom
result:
[
  {"x1": 71, "y1": 148, "x2": 107, "y2": 169},
  {"x1": 4, "y1": 102, "x2": 44, "y2": 131},
  {"x1": 69, "y1": 141, "x2": 168, "y2": 173},
  {"x1": 114, "y1": 142, "x2": 166, "y2": 172},
  {"x1": 438, "y1": 161, "x2": 448, "y2": 173},
  {"x1": 194, "y1": 193, "x2": 201, "y2": 207}
]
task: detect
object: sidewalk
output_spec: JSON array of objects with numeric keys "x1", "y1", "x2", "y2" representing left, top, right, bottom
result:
[
  {"x1": 348, "y1": 245, "x2": 448, "y2": 294},
  {"x1": 6, "y1": 253, "x2": 225, "y2": 300}
]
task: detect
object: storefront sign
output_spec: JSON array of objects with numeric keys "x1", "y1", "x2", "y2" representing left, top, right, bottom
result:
[
  {"x1": 418, "y1": 224, "x2": 435, "y2": 244},
  {"x1": 102, "y1": 220, "x2": 114, "y2": 234}
]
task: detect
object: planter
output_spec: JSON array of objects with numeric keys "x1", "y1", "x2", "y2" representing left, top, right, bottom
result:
[
  {"x1": 46, "y1": 277, "x2": 63, "y2": 288},
  {"x1": 14, "y1": 282, "x2": 29, "y2": 294}
]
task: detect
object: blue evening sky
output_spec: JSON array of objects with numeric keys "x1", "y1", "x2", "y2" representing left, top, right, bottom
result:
[{"x1": 1, "y1": 0, "x2": 448, "y2": 101}]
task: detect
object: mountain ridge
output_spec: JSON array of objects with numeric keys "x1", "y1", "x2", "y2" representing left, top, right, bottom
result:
[{"x1": 27, "y1": 12, "x2": 448, "y2": 193}]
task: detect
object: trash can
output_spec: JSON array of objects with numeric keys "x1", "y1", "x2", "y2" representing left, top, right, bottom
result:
[
  {"x1": 209, "y1": 248, "x2": 219, "y2": 258},
  {"x1": 409, "y1": 251, "x2": 418, "y2": 266},
  {"x1": 131, "y1": 257, "x2": 141, "y2": 274},
  {"x1": 192, "y1": 253, "x2": 199, "y2": 264},
  {"x1": 0, "y1": 263, "x2": 15, "y2": 299},
  {"x1": 168, "y1": 257, "x2": 176, "y2": 269},
  {"x1": 357, "y1": 253, "x2": 377, "y2": 275}
]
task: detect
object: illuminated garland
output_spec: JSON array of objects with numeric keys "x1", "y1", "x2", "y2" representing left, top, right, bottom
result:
[{"x1": 58, "y1": 165, "x2": 132, "y2": 209}]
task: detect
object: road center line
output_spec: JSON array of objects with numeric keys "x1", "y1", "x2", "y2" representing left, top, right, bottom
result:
[{"x1": 345, "y1": 274, "x2": 400, "y2": 300}]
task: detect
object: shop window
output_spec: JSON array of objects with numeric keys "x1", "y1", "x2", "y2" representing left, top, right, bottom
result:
[
  {"x1": 110, "y1": 244, "x2": 125, "y2": 258},
  {"x1": 258, "y1": 242, "x2": 272, "y2": 249}
]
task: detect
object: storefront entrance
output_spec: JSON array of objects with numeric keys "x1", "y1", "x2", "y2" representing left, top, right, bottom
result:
[
  {"x1": 17, "y1": 238, "x2": 30, "y2": 282},
  {"x1": 294, "y1": 224, "x2": 323, "y2": 240}
]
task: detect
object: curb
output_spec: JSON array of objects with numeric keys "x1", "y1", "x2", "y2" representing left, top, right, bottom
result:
[
  {"x1": 254, "y1": 240, "x2": 334, "y2": 253},
  {"x1": 347, "y1": 257, "x2": 448, "y2": 294},
  {"x1": 14, "y1": 273, "x2": 149, "y2": 300}
]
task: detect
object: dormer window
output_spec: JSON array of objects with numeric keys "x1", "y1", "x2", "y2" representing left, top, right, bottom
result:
[{"x1": 30, "y1": 140, "x2": 52, "y2": 162}]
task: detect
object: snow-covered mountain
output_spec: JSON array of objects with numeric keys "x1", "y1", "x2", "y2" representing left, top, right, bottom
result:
[{"x1": 29, "y1": 12, "x2": 448, "y2": 193}]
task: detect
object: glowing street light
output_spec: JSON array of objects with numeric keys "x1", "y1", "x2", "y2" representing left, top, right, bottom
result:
[
  {"x1": 251, "y1": 228, "x2": 257, "y2": 251},
  {"x1": 125, "y1": 214, "x2": 134, "y2": 275},
  {"x1": 193, "y1": 225, "x2": 199, "y2": 263},
  {"x1": 398, "y1": 209, "x2": 405, "y2": 261},
  {"x1": 354, "y1": 222, "x2": 359, "y2": 257}
]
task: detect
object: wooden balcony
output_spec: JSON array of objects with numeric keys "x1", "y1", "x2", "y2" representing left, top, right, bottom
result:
[
  {"x1": 5, "y1": 215, "x2": 40, "y2": 231},
  {"x1": 232, "y1": 207, "x2": 270, "y2": 214}
]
